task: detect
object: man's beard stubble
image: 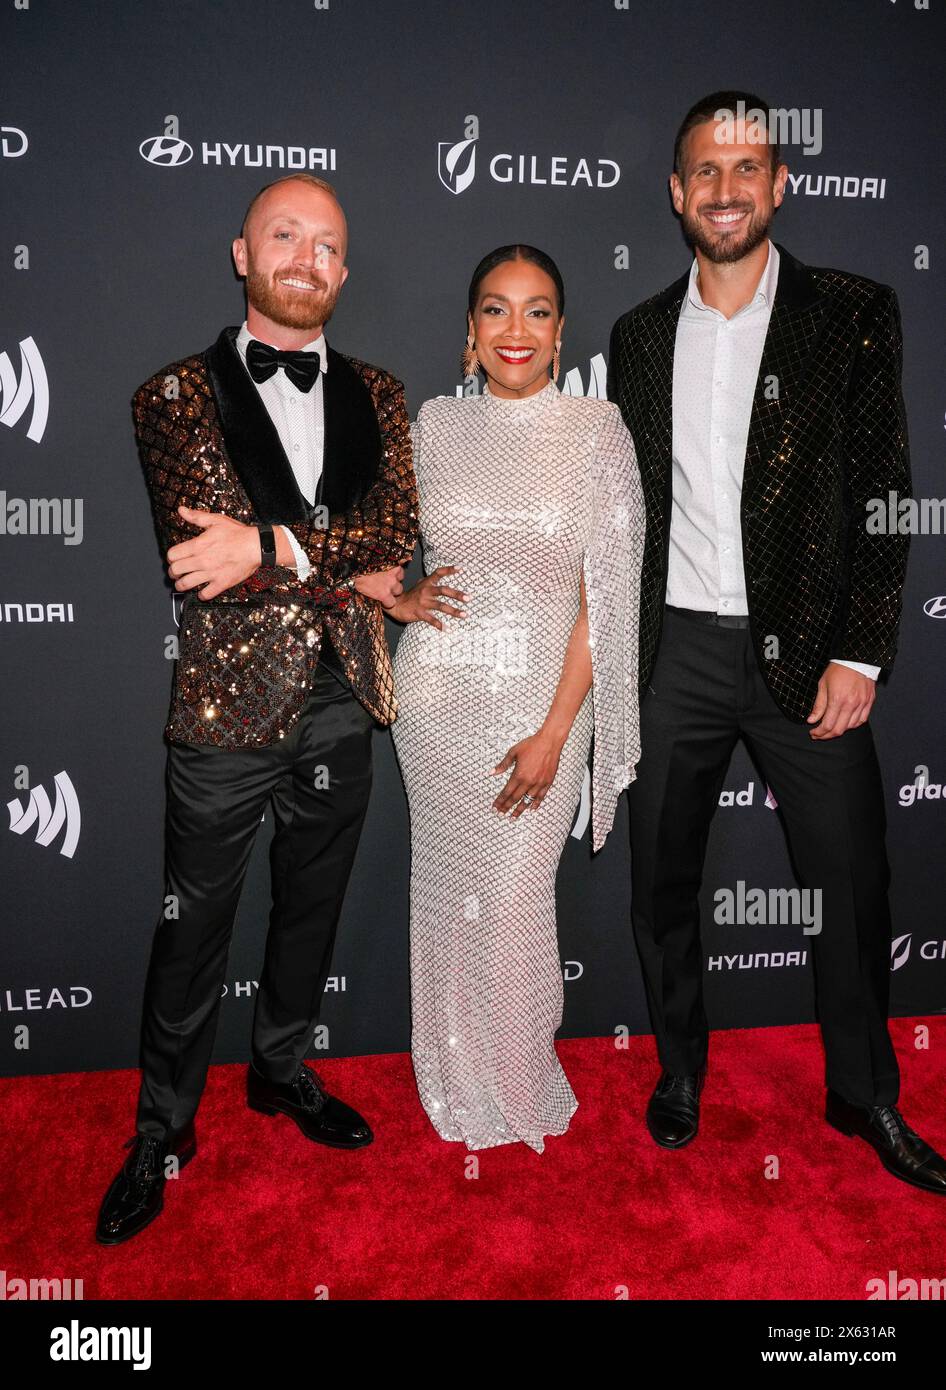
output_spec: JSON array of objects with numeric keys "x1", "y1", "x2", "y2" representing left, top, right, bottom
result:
[
  {"x1": 681, "y1": 202, "x2": 772, "y2": 265},
  {"x1": 245, "y1": 265, "x2": 341, "y2": 332}
]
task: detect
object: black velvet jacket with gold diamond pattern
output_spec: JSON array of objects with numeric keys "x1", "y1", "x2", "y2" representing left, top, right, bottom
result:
[
  {"x1": 608, "y1": 243, "x2": 912, "y2": 722},
  {"x1": 132, "y1": 326, "x2": 419, "y2": 746}
]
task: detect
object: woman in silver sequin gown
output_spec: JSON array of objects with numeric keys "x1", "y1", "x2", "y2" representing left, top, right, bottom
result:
[{"x1": 390, "y1": 248, "x2": 644, "y2": 1152}]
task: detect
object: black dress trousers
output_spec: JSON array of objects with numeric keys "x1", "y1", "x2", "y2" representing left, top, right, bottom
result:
[
  {"x1": 628, "y1": 605, "x2": 900, "y2": 1109},
  {"x1": 136, "y1": 642, "x2": 375, "y2": 1139}
]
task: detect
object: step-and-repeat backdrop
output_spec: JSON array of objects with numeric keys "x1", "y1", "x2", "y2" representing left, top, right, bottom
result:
[{"x1": 2, "y1": 0, "x2": 943, "y2": 1076}]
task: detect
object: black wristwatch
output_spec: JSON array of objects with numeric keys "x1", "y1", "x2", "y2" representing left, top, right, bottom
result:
[{"x1": 257, "y1": 523, "x2": 277, "y2": 567}]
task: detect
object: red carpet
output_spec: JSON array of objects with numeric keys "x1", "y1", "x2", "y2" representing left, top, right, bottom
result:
[{"x1": 2, "y1": 1019, "x2": 943, "y2": 1301}]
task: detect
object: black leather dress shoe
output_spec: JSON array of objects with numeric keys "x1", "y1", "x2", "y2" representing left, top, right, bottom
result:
[
  {"x1": 646, "y1": 1068, "x2": 706, "y2": 1148},
  {"x1": 826, "y1": 1091, "x2": 946, "y2": 1195},
  {"x1": 95, "y1": 1123, "x2": 197, "y2": 1245},
  {"x1": 247, "y1": 1062, "x2": 373, "y2": 1149}
]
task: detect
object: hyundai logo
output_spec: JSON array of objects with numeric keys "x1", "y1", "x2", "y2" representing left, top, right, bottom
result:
[{"x1": 139, "y1": 136, "x2": 194, "y2": 167}]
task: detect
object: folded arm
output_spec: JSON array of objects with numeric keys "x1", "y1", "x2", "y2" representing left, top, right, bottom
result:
[{"x1": 134, "y1": 370, "x2": 418, "y2": 608}]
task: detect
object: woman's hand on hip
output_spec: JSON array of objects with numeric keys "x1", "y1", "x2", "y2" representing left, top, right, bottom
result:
[{"x1": 388, "y1": 566, "x2": 467, "y2": 628}]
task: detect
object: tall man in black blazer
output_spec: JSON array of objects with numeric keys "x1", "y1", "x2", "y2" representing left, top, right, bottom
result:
[{"x1": 608, "y1": 91, "x2": 944, "y2": 1193}]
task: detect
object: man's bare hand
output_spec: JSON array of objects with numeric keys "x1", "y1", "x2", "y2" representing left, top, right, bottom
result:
[
  {"x1": 387, "y1": 566, "x2": 468, "y2": 629},
  {"x1": 167, "y1": 506, "x2": 261, "y2": 600},
  {"x1": 353, "y1": 566, "x2": 405, "y2": 609},
  {"x1": 806, "y1": 662, "x2": 876, "y2": 740}
]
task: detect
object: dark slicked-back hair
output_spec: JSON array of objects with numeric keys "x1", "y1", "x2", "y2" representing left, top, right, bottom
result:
[
  {"x1": 673, "y1": 90, "x2": 780, "y2": 179},
  {"x1": 467, "y1": 244, "x2": 565, "y2": 321}
]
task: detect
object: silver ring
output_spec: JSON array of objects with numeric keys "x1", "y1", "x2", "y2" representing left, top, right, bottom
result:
[{"x1": 521, "y1": 793, "x2": 534, "y2": 805}]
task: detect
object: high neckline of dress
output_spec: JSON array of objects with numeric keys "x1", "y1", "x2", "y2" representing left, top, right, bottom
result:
[{"x1": 481, "y1": 378, "x2": 559, "y2": 413}]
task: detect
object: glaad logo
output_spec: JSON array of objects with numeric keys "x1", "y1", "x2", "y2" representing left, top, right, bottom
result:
[
  {"x1": 139, "y1": 134, "x2": 193, "y2": 166},
  {"x1": 1, "y1": 127, "x2": 28, "y2": 158},
  {"x1": 898, "y1": 766, "x2": 942, "y2": 806},
  {"x1": 0, "y1": 336, "x2": 49, "y2": 443},
  {"x1": 438, "y1": 116, "x2": 620, "y2": 194},
  {"x1": 7, "y1": 772, "x2": 80, "y2": 858},
  {"x1": 561, "y1": 353, "x2": 607, "y2": 399},
  {"x1": 923, "y1": 596, "x2": 946, "y2": 619},
  {"x1": 717, "y1": 779, "x2": 779, "y2": 809}
]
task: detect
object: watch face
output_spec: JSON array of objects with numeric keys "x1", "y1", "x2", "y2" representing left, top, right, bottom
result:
[{"x1": 259, "y1": 525, "x2": 277, "y2": 565}]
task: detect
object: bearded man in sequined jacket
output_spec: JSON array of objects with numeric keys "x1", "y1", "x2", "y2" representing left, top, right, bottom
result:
[
  {"x1": 608, "y1": 91, "x2": 945, "y2": 1195},
  {"x1": 97, "y1": 174, "x2": 418, "y2": 1245}
]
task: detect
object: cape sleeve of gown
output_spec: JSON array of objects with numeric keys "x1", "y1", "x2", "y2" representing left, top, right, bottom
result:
[{"x1": 581, "y1": 401, "x2": 646, "y2": 852}]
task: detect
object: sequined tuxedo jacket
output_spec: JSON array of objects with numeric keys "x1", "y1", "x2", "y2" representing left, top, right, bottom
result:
[
  {"x1": 608, "y1": 243, "x2": 911, "y2": 722},
  {"x1": 132, "y1": 326, "x2": 419, "y2": 746}
]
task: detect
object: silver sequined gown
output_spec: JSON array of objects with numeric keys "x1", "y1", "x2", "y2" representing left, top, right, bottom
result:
[{"x1": 391, "y1": 379, "x2": 644, "y2": 1152}]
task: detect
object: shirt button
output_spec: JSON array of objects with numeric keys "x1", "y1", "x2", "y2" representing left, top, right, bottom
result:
[{"x1": 293, "y1": 443, "x2": 301, "y2": 453}]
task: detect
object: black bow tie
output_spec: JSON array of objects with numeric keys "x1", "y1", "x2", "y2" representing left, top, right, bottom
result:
[{"x1": 246, "y1": 338, "x2": 321, "y2": 393}]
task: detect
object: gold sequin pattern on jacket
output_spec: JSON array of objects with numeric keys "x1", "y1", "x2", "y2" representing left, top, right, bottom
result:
[
  {"x1": 607, "y1": 244, "x2": 911, "y2": 723},
  {"x1": 132, "y1": 350, "x2": 418, "y2": 745}
]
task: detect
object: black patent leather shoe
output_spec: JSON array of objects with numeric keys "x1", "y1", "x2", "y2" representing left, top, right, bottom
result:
[
  {"x1": 826, "y1": 1091, "x2": 946, "y2": 1195},
  {"x1": 95, "y1": 1122, "x2": 197, "y2": 1245},
  {"x1": 646, "y1": 1068, "x2": 706, "y2": 1149},
  {"x1": 247, "y1": 1062, "x2": 373, "y2": 1149}
]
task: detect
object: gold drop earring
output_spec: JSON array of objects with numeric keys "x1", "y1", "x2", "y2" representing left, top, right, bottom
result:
[
  {"x1": 461, "y1": 334, "x2": 480, "y2": 378},
  {"x1": 552, "y1": 342, "x2": 562, "y2": 383}
]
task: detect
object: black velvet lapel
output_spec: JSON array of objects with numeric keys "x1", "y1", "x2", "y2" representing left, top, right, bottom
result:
[
  {"x1": 205, "y1": 327, "x2": 309, "y2": 522},
  {"x1": 318, "y1": 346, "x2": 383, "y2": 515},
  {"x1": 204, "y1": 328, "x2": 382, "y2": 524}
]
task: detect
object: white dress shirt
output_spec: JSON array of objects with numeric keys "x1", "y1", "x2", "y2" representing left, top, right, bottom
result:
[
  {"x1": 668, "y1": 240, "x2": 878, "y2": 680},
  {"x1": 235, "y1": 319, "x2": 327, "y2": 582}
]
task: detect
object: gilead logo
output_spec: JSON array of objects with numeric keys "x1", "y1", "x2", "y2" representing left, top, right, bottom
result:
[{"x1": 438, "y1": 117, "x2": 619, "y2": 195}]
